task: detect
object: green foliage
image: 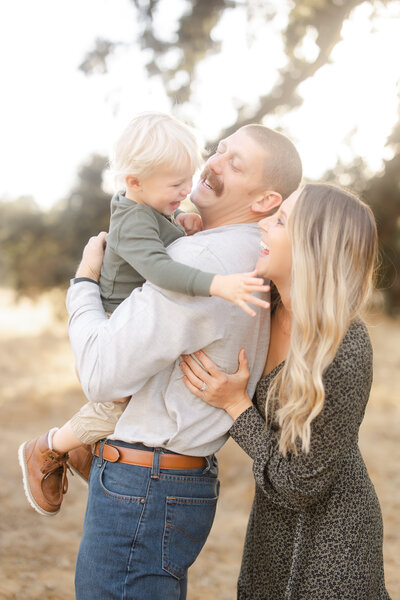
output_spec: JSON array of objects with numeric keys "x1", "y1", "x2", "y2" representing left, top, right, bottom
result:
[
  {"x1": 0, "y1": 155, "x2": 110, "y2": 296},
  {"x1": 2, "y1": 0, "x2": 399, "y2": 312},
  {"x1": 80, "y1": 0, "x2": 233, "y2": 104},
  {"x1": 322, "y1": 106, "x2": 400, "y2": 314},
  {"x1": 365, "y1": 125, "x2": 400, "y2": 314},
  {"x1": 80, "y1": 0, "x2": 368, "y2": 140},
  {"x1": 78, "y1": 0, "x2": 400, "y2": 312}
]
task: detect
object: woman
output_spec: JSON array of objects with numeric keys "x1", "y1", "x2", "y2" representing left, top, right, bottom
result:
[{"x1": 180, "y1": 183, "x2": 391, "y2": 600}]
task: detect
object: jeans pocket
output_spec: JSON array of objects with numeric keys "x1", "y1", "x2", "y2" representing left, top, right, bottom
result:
[
  {"x1": 99, "y1": 460, "x2": 147, "y2": 502},
  {"x1": 162, "y1": 494, "x2": 218, "y2": 579}
]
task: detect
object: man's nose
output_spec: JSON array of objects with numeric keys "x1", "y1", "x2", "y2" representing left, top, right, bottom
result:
[{"x1": 207, "y1": 153, "x2": 223, "y2": 175}]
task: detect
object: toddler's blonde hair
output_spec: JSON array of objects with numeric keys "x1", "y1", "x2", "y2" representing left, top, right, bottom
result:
[{"x1": 109, "y1": 112, "x2": 204, "y2": 190}]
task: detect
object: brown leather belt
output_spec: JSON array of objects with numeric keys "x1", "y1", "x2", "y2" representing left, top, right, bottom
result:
[{"x1": 94, "y1": 442, "x2": 207, "y2": 470}]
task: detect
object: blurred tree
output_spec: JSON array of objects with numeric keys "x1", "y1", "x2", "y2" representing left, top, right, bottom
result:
[
  {"x1": 0, "y1": 196, "x2": 48, "y2": 293},
  {"x1": 2, "y1": 0, "x2": 399, "y2": 311},
  {"x1": 51, "y1": 153, "x2": 110, "y2": 283},
  {"x1": 323, "y1": 102, "x2": 400, "y2": 314},
  {"x1": 80, "y1": 0, "x2": 234, "y2": 104},
  {"x1": 78, "y1": 0, "x2": 400, "y2": 312},
  {"x1": 364, "y1": 110, "x2": 400, "y2": 314},
  {"x1": 0, "y1": 155, "x2": 110, "y2": 295},
  {"x1": 80, "y1": 0, "x2": 372, "y2": 138}
]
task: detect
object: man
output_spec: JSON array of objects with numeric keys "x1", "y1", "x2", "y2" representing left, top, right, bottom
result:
[{"x1": 61, "y1": 125, "x2": 302, "y2": 599}]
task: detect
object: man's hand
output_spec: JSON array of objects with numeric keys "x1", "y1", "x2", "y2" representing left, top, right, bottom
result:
[
  {"x1": 175, "y1": 212, "x2": 203, "y2": 235},
  {"x1": 75, "y1": 232, "x2": 107, "y2": 281}
]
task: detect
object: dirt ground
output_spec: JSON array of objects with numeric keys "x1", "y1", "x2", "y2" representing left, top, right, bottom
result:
[{"x1": 0, "y1": 290, "x2": 399, "y2": 599}]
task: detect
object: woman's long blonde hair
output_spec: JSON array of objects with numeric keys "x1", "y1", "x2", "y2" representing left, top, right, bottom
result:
[{"x1": 267, "y1": 183, "x2": 378, "y2": 456}]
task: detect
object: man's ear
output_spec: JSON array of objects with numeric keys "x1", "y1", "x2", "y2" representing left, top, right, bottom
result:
[
  {"x1": 125, "y1": 175, "x2": 141, "y2": 190},
  {"x1": 251, "y1": 191, "x2": 282, "y2": 215}
]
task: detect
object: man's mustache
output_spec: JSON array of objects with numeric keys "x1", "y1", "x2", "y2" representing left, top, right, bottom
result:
[{"x1": 200, "y1": 168, "x2": 224, "y2": 197}]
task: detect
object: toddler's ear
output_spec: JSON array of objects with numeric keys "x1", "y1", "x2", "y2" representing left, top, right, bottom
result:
[{"x1": 125, "y1": 175, "x2": 141, "y2": 190}]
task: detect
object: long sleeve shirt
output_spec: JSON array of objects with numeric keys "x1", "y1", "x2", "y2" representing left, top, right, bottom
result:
[
  {"x1": 100, "y1": 193, "x2": 214, "y2": 312},
  {"x1": 67, "y1": 222, "x2": 270, "y2": 456}
]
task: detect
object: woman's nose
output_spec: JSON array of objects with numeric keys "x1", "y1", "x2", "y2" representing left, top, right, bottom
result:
[{"x1": 258, "y1": 217, "x2": 270, "y2": 233}]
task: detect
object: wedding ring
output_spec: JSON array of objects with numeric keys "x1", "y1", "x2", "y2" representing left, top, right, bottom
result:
[{"x1": 200, "y1": 381, "x2": 207, "y2": 391}]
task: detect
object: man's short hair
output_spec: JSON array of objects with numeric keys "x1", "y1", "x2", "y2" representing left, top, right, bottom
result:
[
  {"x1": 109, "y1": 112, "x2": 204, "y2": 189},
  {"x1": 241, "y1": 124, "x2": 302, "y2": 199}
]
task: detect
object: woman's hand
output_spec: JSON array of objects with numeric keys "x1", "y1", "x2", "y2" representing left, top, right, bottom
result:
[{"x1": 180, "y1": 349, "x2": 253, "y2": 420}]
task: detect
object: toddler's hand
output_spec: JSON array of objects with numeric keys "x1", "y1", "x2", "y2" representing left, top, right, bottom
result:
[
  {"x1": 209, "y1": 270, "x2": 270, "y2": 317},
  {"x1": 113, "y1": 396, "x2": 130, "y2": 404},
  {"x1": 175, "y1": 212, "x2": 203, "y2": 235}
]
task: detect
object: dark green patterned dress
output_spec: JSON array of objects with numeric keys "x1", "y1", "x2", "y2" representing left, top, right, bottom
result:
[{"x1": 230, "y1": 319, "x2": 391, "y2": 600}]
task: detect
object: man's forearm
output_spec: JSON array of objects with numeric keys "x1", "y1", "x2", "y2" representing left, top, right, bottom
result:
[{"x1": 67, "y1": 280, "x2": 224, "y2": 403}]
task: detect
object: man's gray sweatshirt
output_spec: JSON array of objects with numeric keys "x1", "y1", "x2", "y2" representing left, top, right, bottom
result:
[{"x1": 67, "y1": 222, "x2": 270, "y2": 456}]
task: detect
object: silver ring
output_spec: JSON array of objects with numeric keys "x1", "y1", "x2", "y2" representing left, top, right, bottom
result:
[{"x1": 200, "y1": 381, "x2": 207, "y2": 391}]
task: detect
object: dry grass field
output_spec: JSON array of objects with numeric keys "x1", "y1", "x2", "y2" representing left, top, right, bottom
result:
[{"x1": 0, "y1": 289, "x2": 399, "y2": 599}]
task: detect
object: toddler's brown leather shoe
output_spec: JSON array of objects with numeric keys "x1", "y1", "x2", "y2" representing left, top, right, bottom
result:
[
  {"x1": 68, "y1": 444, "x2": 93, "y2": 483},
  {"x1": 18, "y1": 432, "x2": 69, "y2": 516}
]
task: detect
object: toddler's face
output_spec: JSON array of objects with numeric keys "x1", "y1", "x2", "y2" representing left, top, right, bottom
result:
[{"x1": 136, "y1": 163, "x2": 194, "y2": 215}]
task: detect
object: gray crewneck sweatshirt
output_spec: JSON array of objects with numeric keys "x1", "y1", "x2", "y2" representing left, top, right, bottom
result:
[{"x1": 67, "y1": 222, "x2": 270, "y2": 456}]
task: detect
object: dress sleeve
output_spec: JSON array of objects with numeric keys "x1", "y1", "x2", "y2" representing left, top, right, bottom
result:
[
  {"x1": 229, "y1": 321, "x2": 373, "y2": 511},
  {"x1": 114, "y1": 206, "x2": 214, "y2": 297}
]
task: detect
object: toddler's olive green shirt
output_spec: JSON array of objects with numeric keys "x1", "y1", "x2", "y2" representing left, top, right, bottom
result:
[{"x1": 100, "y1": 192, "x2": 214, "y2": 312}]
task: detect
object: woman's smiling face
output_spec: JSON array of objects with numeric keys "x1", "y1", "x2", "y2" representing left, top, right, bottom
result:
[{"x1": 255, "y1": 189, "x2": 301, "y2": 284}]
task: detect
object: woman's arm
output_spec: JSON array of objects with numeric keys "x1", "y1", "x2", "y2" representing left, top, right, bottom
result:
[
  {"x1": 180, "y1": 348, "x2": 254, "y2": 419},
  {"x1": 181, "y1": 320, "x2": 373, "y2": 511}
]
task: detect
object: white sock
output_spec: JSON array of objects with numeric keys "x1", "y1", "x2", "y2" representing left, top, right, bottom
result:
[{"x1": 47, "y1": 427, "x2": 59, "y2": 450}]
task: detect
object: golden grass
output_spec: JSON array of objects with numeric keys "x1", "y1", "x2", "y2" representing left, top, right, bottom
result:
[{"x1": 0, "y1": 290, "x2": 398, "y2": 599}]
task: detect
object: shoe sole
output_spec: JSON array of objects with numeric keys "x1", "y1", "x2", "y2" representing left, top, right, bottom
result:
[{"x1": 18, "y1": 441, "x2": 60, "y2": 517}]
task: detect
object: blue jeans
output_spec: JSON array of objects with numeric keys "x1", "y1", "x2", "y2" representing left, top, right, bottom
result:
[{"x1": 75, "y1": 441, "x2": 219, "y2": 600}]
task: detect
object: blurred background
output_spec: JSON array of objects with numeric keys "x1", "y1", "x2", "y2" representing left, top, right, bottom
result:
[{"x1": 0, "y1": 1, "x2": 399, "y2": 599}]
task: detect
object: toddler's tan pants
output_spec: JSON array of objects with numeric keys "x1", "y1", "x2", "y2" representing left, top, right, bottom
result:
[{"x1": 69, "y1": 400, "x2": 129, "y2": 445}]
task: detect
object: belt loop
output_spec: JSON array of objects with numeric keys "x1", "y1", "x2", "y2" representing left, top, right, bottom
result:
[
  {"x1": 98, "y1": 439, "x2": 106, "y2": 468},
  {"x1": 151, "y1": 448, "x2": 161, "y2": 479},
  {"x1": 202, "y1": 455, "x2": 212, "y2": 474}
]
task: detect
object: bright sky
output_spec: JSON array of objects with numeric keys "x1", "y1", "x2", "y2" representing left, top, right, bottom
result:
[{"x1": 0, "y1": 0, "x2": 399, "y2": 209}]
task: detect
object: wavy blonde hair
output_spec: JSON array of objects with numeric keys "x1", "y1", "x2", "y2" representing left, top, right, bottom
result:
[
  {"x1": 109, "y1": 112, "x2": 204, "y2": 189},
  {"x1": 267, "y1": 183, "x2": 378, "y2": 456}
]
